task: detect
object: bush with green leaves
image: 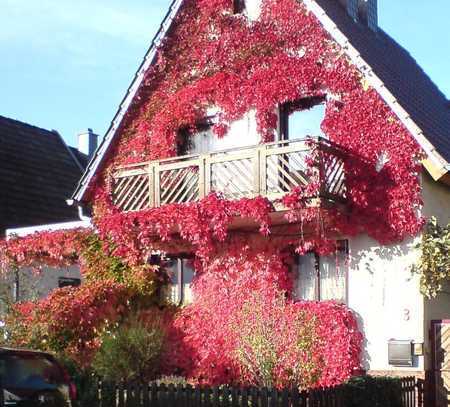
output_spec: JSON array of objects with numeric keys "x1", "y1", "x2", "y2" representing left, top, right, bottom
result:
[
  {"x1": 232, "y1": 292, "x2": 323, "y2": 389},
  {"x1": 344, "y1": 376, "x2": 403, "y2": 407},
  {"x1": 92, "y1": 316, "x2": 166, "y2": 383},
  {"x1": 413, "y1": 217, "x2": 450, "y2": 298}
]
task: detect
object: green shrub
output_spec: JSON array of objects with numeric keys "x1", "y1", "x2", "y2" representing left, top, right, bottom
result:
[
  {"x1": 344, "y1": 376, "x2": 403, "y2": 407},
  {"x1": 92, "y1": 317, "x2": 166, "y2": 383}
]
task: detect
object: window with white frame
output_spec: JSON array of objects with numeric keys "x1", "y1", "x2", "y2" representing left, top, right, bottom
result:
[
  {"x1": 164, "y1": 256, "x2": 195, "y2": 305},
  {"x1": 293, "y1": 240, "x2": 348, "y2": 303},
  {"x1": 279, "y1": 96, "x2": 327, "y2": 141}
]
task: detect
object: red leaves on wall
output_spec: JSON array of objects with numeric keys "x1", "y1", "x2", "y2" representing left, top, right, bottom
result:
[
  {"x1": 0, "y1": 228, "x2": 91, "y2": 272},
  {"x1": 165, "y1": 247, "x2": 362, "y2": 387},
  {"x1": 90, "y1": 0, "x2": 423, "y2": 254}
]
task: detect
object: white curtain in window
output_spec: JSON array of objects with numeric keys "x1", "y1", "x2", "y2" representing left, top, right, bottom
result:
[
  {"x1": 319, "y1": 251, "x2": 346, "y2": 303},
  {"x1": 182, "y1": 260, "x2": 195, "y2": 304},
  {"x1": 294, "y1": 253, "x2": 317, "y2": 301}
]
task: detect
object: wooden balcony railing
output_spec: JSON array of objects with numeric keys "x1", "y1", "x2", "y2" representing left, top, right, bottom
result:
[{"x1": 112, "y1": 137, "x2": 347, "y2": 212}]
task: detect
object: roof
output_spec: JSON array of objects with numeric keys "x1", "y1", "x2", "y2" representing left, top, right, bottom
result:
[
  {"x1": 315, "y1": 0, "x2": 450, "y2": 164},
  {"x1": 0, "y1": 115, "x2": 87, "y2": 235},
  {"x1": 72, "y1": 0, "x2": 450, "y2": 203}
]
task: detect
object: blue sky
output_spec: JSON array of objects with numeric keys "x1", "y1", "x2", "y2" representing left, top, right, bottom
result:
[{"x1": 0, "y1": 0, "x2": 449, "y2": 148}]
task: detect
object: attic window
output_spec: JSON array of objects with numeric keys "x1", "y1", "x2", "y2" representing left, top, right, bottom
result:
[
  {"x1": 233, "y1": 0, "x2": 246, "y2": 13},
  {"x1": 177, "y1": 117, "x2": 216, "y2": 156},
  {"x1": 279, "y1": 96, "x2": 327, "y2": 140}
]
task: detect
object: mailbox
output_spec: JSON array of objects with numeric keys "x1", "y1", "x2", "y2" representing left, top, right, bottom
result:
[{"x1": 388, "y1": 339, "x2": 413, "y2": 367}]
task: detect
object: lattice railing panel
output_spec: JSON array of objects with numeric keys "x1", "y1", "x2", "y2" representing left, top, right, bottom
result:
[
  {"x1": 159, "y1": 166, "x2": 200, "y2": 205},
  {"x1": 321, "y1": 152, "x2": 346, "y2": 199},
  {"x1": 112, "y1": 137, "x2": 349, "y2": 212},
  {"x1": 266, "y1": 149, "x2": 311, "y2": 196},
  {"x1": 113, "y1": 172, "x2": 151, "y2": 212},
  {"x1": 210, "y1": 158, "x2": 254, "y2": 200}
]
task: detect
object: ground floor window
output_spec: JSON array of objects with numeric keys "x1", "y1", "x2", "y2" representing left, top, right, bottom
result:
[
  {"x1": 164, "y1": 256, "x2": 195, "y2": 305},
  {"x1": 293, "y1": 240, "x2": 348, "y2": 303}
]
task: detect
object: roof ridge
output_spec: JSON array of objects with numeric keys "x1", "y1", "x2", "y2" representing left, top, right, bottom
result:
[{"x1": 0, "y1": 114, "x2": 58, "y2": 136}]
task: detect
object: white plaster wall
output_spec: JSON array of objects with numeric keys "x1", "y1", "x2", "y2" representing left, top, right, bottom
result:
[
  {"x1": 213, "y1": 109, "x2": 260, "y2": 151},
  {"x1": 244, "y1": 0, "x2": 263, "y2": 21},
  {"x1": 421, "y1": 172, "x2": 450, "y2": 369},
  {"x1": 347, "y1": 235, "x2": 424, "y2": 372},
  {"x1": 421, "y1": 171, "x2": 450, "y2": 225},
  {"x1": 8, "y1": 265, "x2": 82, "y2": 301}
]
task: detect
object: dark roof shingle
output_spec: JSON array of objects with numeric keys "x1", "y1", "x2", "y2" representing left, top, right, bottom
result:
[
  {"x1": 316, "y1": 0, "x2": 450, "y2": 163},
  {"x1": 0, "y1": 115, "x2": 87, "y2": 234}
]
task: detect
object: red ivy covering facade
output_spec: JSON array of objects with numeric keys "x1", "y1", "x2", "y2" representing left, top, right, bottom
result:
[
  {"x1": 0, "y1": 0, "x2": 428, "y2": 387},
  {"x1": 89, "y1": 0, "x2": 423, "y2": 258}
]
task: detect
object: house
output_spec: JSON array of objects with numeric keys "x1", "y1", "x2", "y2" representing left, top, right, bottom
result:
[
  {"x1": 0, "y1": 115, "x2": 96, "y2": 300},
  {"x1": 68, "y1": 0, "x2": 449, "y2": 400}
]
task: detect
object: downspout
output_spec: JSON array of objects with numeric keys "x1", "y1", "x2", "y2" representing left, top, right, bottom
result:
[{"x1": 66, "y1": 199, "x2": 91, "y2": 222}]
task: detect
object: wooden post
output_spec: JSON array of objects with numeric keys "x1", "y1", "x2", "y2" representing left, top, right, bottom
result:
[
  {"x1": 153, "y1": 162, "x2": 161, "y2": 208},
  {"x1": 204, "y1": 155, "x2": 211, "y2": 196},
  {"x1": 198, "y1": 156, "x2": 206, "y2": 199},
  {"x1": 147, "y1": 164, "x2": 155, "y2": 208},
  {"x1": 253, "y1": 147, "x2": 261, "y2": 197},
  {"x1": 259, "y1": 146, "x2": 267, "y2": 196}
]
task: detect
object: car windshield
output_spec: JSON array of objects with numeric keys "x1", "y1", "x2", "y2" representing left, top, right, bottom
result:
[{"x1": 0, "y1": 353, "x2": 65, "y2": 389}]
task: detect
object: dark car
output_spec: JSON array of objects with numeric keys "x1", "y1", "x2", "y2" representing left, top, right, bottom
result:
[{"x1": 0, "y1": 348, "x2": 76, "y2": 406}]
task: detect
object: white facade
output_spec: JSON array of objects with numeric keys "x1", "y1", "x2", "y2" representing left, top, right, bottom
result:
[{"x1": 346, "y1": 172, "x2": 450, "y2": 373}]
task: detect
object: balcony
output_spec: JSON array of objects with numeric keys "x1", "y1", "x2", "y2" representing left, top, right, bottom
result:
[{"x1": 111, "y1": 137, "x2": 346, "y2": 213}]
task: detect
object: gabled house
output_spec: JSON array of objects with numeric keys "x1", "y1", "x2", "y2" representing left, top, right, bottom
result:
[
  {"x1": 0, "y1": 115, "x2": 97, "y2": 299},
  {"x1": 69, "y1": 0, "x2": 450, "y2": 401}
]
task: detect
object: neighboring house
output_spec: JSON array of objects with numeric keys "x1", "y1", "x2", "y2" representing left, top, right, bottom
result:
[
  {"x1": 0, "y1": 115, "x2": 96, "y2": 300},
  {"x1": 65, "y1": 0, "x2": 449, "y2": 401}
]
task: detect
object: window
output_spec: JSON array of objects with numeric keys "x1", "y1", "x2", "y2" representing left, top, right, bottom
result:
[
  {"x1": 233, "y1": 0, "x2": 246, "y2": 14},
  {"x1": 58, "y1": 277, "x2": 81, "y2": 288},
  {"x1": 279, "y1": 96, "x2": 326, "y2": 140},
  {"x1": 177, "y1": 118, "x2": 215, "y2": 156},
  {"x1": 293, "y1": 240, "x2": 348, "y2": 303},
  {"x1": 164, "y1": 256, "x2": 195, "y2": 305}
]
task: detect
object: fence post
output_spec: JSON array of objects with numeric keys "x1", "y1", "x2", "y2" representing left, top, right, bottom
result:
[
  {"x1": 417, "y1": 378, "x2": 424, "y2": 407},
  {"x1": 212, "y1": 386, "x2": 220, "y2": 406},
  {"x1": 0, "y1": 375, "x2": 4, "y2": 407},
  {"x1": 250, "y1": 387, "x2": 259, "y2": 407}
]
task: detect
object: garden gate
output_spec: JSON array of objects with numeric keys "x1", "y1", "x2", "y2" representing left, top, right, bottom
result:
[{"x1": 431, "y1": 320, "x2": 450, "y2": 406}]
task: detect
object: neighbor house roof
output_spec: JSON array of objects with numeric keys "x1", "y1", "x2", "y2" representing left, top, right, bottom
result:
[
  {"x1": 0, "y1": 115, "x2": 87, "y2": 235},
  {"x1": 72, "y1": 0, "x2": 450, "y2": 203}
]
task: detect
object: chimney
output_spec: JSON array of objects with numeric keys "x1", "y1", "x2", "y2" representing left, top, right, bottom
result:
[
  {"x1": 78, "y1": 128, "x2": 98, "y2": 159},
  {"x1": 338, "y1": 0, "x2": 378, "y2": 32}
]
